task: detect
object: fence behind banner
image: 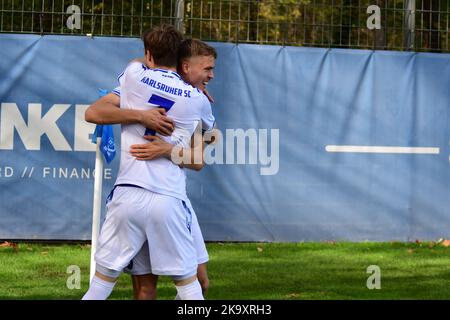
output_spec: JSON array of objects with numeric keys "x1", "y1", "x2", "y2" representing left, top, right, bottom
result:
[{"x1": 0, "y1": 0, "x2": 449, "y2": 52}]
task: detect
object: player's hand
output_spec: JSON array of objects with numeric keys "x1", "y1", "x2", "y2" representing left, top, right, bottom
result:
[
  {"x1": 202, "y1": 88, "x2": 215, "y2": 103},
  {"x1": 203, "y1": 128, "x2": 220, "y2": 145},
  {"x1": 139, "y1": 108, "x2": 174, "y2": 136},
  {"x1": 197, "y1": 83, "x2": 215, "y2": 103},
  {"x1": 130, "y1": 135, "x2": 173, "y2": 160}
]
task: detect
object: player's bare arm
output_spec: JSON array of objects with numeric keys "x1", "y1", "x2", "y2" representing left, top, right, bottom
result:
[
  {"x1": 176, "y1": 124, "x2": 220, "y2": 170},
  {"x1": 177, "y1": 131, "x2": 206, "y2": 171},
  {"x1": 129, "y1": 135, "x2": 173, "y2": 161},
  {"x1": 85, "y1": 93, "x2": 175, "y2": 136},
  {"x1": 196, "y1": 82, "x2": 215, "y2": 104},
  {"x1": 129, "y1": 132, "x2": 206, "y2": 171},
  {"x1": 130, "y1": 121, "x2": 218, "y2": 168}
]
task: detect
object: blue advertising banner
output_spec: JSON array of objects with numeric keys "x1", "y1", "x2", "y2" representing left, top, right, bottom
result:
[{"x1": 1, "y1": 34, "x2": 449, "y2": 241}]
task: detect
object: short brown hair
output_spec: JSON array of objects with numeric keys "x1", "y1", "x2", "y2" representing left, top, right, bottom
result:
[
  {"x1": 178, "y1": 39, "x2": 217, "y2": 67},
  {"x1": 142, "y1": 24, "x2": 184, "y2": 67}
]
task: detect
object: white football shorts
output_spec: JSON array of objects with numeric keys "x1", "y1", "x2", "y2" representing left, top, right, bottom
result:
[
  {"x1": 94, "y1": 185, "x2": 198, "y2": 277},
  {"x1": 124, "y1": 197, "x2": 209, "y2": 275}
]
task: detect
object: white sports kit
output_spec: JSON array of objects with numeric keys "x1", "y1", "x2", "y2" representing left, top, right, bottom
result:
[{"x1": 95, "y1": 61, "x2": 215, "y2": 278}]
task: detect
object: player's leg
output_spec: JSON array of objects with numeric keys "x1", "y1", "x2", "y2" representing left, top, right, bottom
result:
[
  {"x1": 173, "y1": 265, "x2": 208, "y2": 300},
  {"x1": 173, "y1": 274, "x2": 204, "y2": 300},
  {"x1": 124, "y1": 241, "x2": 159, "y2": 300},
  {"x1": 171, "y1": 199, "x2": 205, "y2": 300},
  {"x1": 174, "y1": 200, "x2": 209, "y2": 299},
  {"x1": 188, "y1": 201, "x2": 210, "y2": 294},
  {"x1": 174, "y1": 265, "x2": 208, "y2": 300},
  {"x1": 131, "y1": 274, "x2": 139, "y2": 299},
  {"x1": 145, "y1": 194, "x2": 203, "y2": 300},
  {"x1": 82, "y1": 186, "x2": 148, "y2": 300},
  {"x1": 82, "y1": 264, "x2": 121, "y2": 300},
  {"x1": 197, "y1": 263, "x2": 209, "y2": 295},
  {"x1": 131, "y1": 274, "x2": 159, "y2": 300}
]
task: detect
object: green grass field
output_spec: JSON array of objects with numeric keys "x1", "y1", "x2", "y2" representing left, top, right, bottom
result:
[{"x1": 1, "y1": 241, "x2": 450, "y2": 300}]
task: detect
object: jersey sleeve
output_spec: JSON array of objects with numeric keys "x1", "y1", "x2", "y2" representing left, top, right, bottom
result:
[
  {"x1": 200, "y1": 94, "x2": 215, "y2": 132},
  {"x1": 112, "y1": 86, "x2": 121, "y2": 96},
  {"x1": 118, "y1": 61, "x2": 146, "y2": 88},
  {"x1": 118, "y1": 61, "x2": 147, "y2": 110}
]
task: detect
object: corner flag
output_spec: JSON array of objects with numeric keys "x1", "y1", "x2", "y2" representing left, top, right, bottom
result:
[{"x1": 90, "y1": 89, "x2": 116, "y2": 163}]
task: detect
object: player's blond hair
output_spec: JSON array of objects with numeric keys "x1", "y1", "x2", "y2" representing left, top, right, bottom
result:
[{"x1": 178, "y1": 39, "x2": 217, "y2": 68}]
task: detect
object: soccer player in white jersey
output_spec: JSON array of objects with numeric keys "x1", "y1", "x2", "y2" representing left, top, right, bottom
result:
[
  {"x1": 85, "y1": 39, "x2": 217, "y2": 300},
  {"x1": 82, "y1": 25, "x2": 214, "y2": 300},
  {"x1": 126, "y1": 39, "x2": 217, "y2": 300}
]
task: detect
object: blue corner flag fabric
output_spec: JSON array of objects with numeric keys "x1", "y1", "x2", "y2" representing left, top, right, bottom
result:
[{"x1": 90, "y1": 89, "x2": 116, "y2": 164}]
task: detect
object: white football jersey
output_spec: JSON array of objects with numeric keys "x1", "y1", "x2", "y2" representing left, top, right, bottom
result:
[{"x1": 114, "y1": 61, "x2": 215, "y2": 200}]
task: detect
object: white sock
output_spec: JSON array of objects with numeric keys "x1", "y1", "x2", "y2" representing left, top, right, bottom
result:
[
  {"x1": 82, "y1": 275, "x2": 116, "y2": 300},
  {"x1": 175, "y1": 294, "x2": 181, "y2": 300},
  {"x1": 175, "y1": 279, "x2": 204, "y2": 300}
]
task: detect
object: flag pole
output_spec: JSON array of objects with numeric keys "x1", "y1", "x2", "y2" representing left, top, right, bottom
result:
[
  {"x1": 89, "y1": 89, "x2": 113, "y2": 283},
  {"x1": 90, "y1": 135, "x2": 104, "y2": 282}
]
